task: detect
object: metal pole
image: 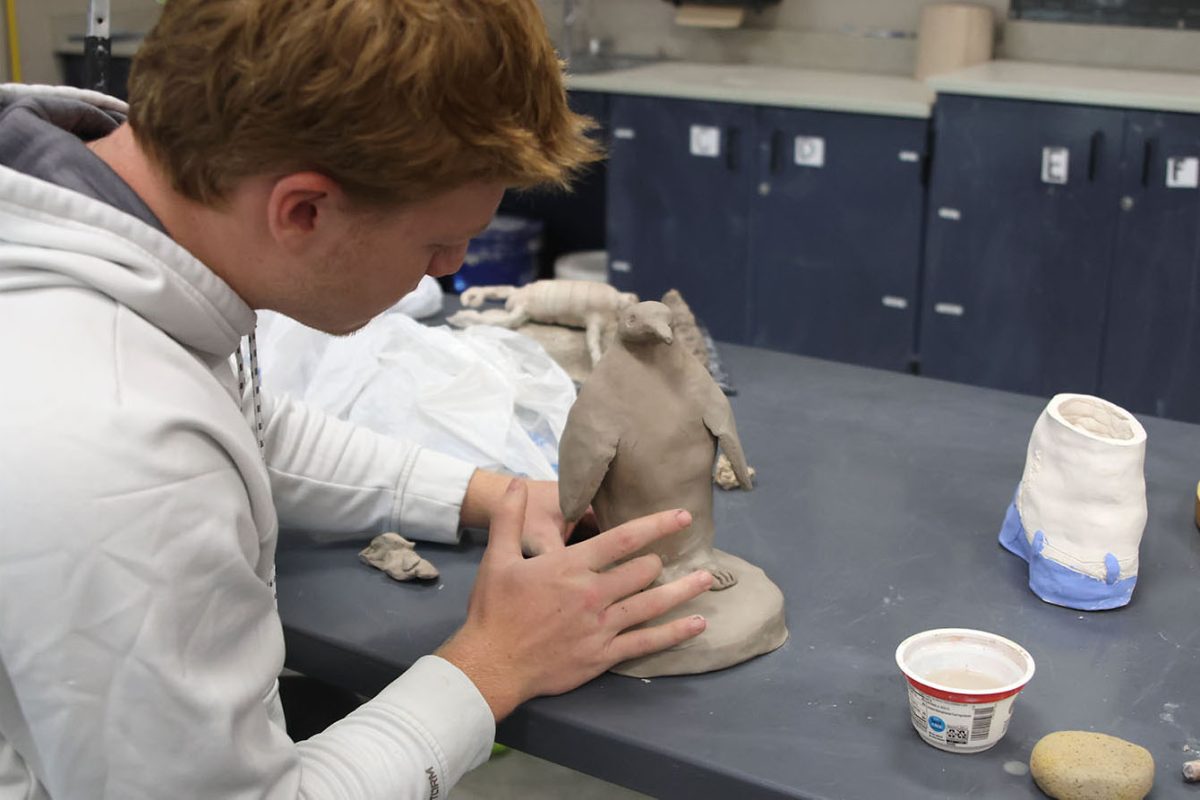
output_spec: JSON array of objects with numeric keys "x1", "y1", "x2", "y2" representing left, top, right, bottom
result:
[
  {"x1": 83, "y1": 0, "x2": 110, "y2": 94},
  {"x1": 4, "y1": 0, "x2": 21, "y2": 82}
]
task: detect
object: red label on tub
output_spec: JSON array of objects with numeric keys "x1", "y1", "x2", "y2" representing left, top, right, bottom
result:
[{"x1": 905, "y1": 676, "x2": 1024, "y2": 705}]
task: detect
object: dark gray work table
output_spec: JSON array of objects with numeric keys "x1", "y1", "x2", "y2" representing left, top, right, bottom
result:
[{"x1": 277, "y1": 341, "x2": 1200, "y2": 799}]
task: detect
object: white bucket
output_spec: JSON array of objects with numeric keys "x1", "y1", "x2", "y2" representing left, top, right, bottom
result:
[
  {"x1": 554, "y1": 250, "x2": 609, "y2": 283},
  {"x1": 895, "y1": 628, "x2": 1035, "y2": 754}
]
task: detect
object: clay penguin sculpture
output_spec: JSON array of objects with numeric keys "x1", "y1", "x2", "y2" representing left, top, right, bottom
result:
[
  {"x1": 558, "y1": 301, "x2": 786, "y2": 677},
  {"x1": 558, "y1": 300, "x2": 753, "y2": 590}
]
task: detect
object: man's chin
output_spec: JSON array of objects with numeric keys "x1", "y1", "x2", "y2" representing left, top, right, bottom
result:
[
  {"x1": 330, "y1": 318, "x2": 373, "y2": 337},
  {"x1": 287, "y1": 315, "x2": 373, "y2": 337}
]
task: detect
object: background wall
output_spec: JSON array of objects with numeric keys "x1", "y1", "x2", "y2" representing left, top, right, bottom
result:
[
  {"x1": 8, "y1": 0, "x2": 161, "y2": 85},
  {"x1": 7, "y1": 0, "x2": 1200, "y2": 85},
  {"x1": 541, "y1": 0, "x2": 1200, "y2": 75}
]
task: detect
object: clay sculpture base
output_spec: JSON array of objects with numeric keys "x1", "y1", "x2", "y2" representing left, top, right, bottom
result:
[
  {"x1": 612, "y1": 550, "x2": 788, "y2": 678},
  {"x1": 514, "y1": 322, "x2": 608, "y2": 385}
]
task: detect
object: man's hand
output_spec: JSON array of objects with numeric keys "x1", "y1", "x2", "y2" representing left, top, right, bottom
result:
[
  {"x1": 460, "y1": 469, "x2": 593, "y2": 554},
  {"x1": 437, "y1": 479, "x2": 712, "y2": 721}
]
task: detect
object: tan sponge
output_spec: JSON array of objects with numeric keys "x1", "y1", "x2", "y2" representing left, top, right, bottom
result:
[{"x1": 1030, "y1": 731, "x2": 1153, "y2": 800}]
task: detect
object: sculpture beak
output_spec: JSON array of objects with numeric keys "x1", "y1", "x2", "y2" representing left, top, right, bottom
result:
[{"x1": 655, "y1": 323, "x2": 674, "y2": 344}]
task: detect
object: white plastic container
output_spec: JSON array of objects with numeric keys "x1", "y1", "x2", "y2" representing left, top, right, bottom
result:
[
  {"x1": 553, "y1": 250, "x2": 609, "y2": 283},
  {"x1": 895, "y1": 628, "x2": 1035, "y2": 754}
]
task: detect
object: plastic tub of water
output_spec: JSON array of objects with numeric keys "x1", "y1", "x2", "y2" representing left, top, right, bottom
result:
[{"x1": 895, "y1": 628, "x2": 1035, "y2": 754}]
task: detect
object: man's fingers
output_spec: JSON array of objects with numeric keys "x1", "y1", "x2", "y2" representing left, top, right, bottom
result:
[
  {"x1": 576, "y1": 509, "x2": 691, "y2": 570},
  {"x1": 484, "y1": 479, "x2": 527, "y2": 562},
  {"x1": 564, "y1": 511, "x2": 600, "y2": 543},
  {"x1": 608, "y1": 613, "x2": 708, "y2": 665},
  {"x1": 577, "y1": 508, "x2": 601, "y2": 535},
  {"x1": 521, "y1": 529, "x2": 566, "y2": 557},
  {"x1": 595, "y1": 554, "x2": 662, "y2": 604},
  {"x1": 605, "y1": 569, "x2": 712, "y2": 629}
]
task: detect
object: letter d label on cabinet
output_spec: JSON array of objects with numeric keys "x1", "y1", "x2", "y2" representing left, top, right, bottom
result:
[{"x1": 794, "y1": 136, "x2": 825, "y2": 168}]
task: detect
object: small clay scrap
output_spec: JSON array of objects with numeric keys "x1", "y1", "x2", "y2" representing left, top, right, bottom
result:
[
  {"x1": 714, "y1": 452, "x2": 756, "y2": 490},
  {"x1": 360, "y1": 533, "x2": 439, "y2": 582},
  {"x1": 1184, "y1": 759, "x2": 1200, "y2": 782},
  {"x1": 448, "y1": 280, "x2": 637, "y2": 367},
  {"x1": 1029, "y1": 731, "x2": 1154, "y2": 800}
]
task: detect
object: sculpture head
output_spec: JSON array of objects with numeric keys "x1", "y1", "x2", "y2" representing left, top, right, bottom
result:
[{"x1": 618, "y1": 301, "x2": 674, "y2": 345}]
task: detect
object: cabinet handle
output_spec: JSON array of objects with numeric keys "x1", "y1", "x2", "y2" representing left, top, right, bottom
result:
[
  {"x1": 726, "y1": 126, "x2": 741, "y2": 171},
  {"x1": 1141, "y1": 138, "x2": 1158, "y2": 187},
  {"x1": 769, "y1": 130, "x2": 783, "y2": 174},
  {"x1": 1087, "y1": 131, "x2": 1103, "y2": 181}
]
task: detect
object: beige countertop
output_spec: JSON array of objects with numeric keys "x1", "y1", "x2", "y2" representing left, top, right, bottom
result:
[
  {"x1": 928, "y1": 59, "x2": 1200, "y2": 114},
  {"x1": 567, "y1": 61, "x2": 935, "y2": 119}
]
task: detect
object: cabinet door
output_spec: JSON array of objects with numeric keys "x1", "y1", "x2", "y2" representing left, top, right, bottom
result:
[
  {"x1": 749, "y1": 107, "x2": 927, "y2": 370},
  {"x1": 919, "y1": 95, "x2": 1124, "y2": 396},
  {"x1": 606, "y1": 95, "x2": 754, "y2": 343},
  {"x1": 1100, "y1": 111, "x2": 1200, "y2": 421}
]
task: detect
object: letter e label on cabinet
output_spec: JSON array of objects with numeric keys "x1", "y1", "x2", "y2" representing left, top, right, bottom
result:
[
  {"x1": 794, "y1": 136, "x2": 825, "y2": 168},
  {"x1": 1166, "y1": 157, "x2": 1199, "y2": 189},
  {"x1": 1041, "y1": 147, "x2": 1069, "y2": 185},
  {"x1": 689, "y1": 125, "x2": 721, "y2": 158}
]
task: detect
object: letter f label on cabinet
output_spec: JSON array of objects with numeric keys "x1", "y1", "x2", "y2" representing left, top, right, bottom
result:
[{"x1": 1041, "y1": 147, "x2": 1069, "y2": 185}]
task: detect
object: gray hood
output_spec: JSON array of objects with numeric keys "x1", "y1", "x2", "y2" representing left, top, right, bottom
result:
[{"x1": 0, "y1": 83, "x2": 253, "y2": 358}]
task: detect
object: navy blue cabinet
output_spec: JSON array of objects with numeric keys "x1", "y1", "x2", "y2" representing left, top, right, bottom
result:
[
  {"x1": 606, "y1": 95, "x2": 755, "y2": 343},
  {"x1": 750, "y1": 108, "x2": 927, "y2": 370},
  {"x1": 1099, "y1": 111, "x2": 1200, "y2": 422},
  {"x1": 497, "y1": 90, "x2": 609, "y2": 280},
  {"x1": 607, "y1": 94, "x2": 929, "y2": 365},
  {"x1": 919, "y1": 95, "x2": 1125, "y2": 396}
]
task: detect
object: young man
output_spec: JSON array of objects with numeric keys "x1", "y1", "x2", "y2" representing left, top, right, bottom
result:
[{"x1": 0, "y1": 1, "x2": 713, "y2": 797}]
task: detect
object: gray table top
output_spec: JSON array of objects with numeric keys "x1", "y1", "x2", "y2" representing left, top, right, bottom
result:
[{"x1": 277, "y1": 342, "x2": 1200, "y2": 800}]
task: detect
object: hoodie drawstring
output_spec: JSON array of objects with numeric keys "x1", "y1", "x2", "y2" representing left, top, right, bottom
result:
[{"x1": 234, "y1": 329, "x2": 265, "y2": 457}]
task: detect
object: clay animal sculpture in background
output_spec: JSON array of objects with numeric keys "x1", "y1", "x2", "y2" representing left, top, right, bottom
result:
[
  {"x1": 448, "y1": 280, "x2": 637, "y2": 367},
  {"x1": 558, "y1": 300, "x2": 787, "y2": 677},
  {"x1": 359, "y1": 533, "x2": 439, "y2": 582},
  {"x1": 661, "y1": 288, "x2": 710, "y2": 370}
]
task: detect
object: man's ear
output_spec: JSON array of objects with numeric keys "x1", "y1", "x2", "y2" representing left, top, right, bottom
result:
[{"x1": 265, "y1": 172, "x2": 343, "y2": 251}]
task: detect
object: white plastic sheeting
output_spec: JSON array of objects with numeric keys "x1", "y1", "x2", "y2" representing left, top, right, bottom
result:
[{"x1": 256, "y1": 307, "x2": 575, "y2": 480}]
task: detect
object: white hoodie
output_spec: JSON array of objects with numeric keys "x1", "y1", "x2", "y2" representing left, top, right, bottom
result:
[{"x1": 0, "y1": 84, "x2": 494, "y2": 799}]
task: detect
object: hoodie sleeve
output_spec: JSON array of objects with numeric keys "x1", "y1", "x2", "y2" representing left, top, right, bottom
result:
[
  {"x1": 0, "y1": 395, "x2": 494, "y2": 800},
  {"x1": 259, "y1": 390, "x2": 477, "y2": 543}
]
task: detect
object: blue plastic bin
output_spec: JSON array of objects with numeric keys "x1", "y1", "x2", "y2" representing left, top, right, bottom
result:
[{"x1": 453, "y1": 215, "x2": 544, "y2": 293}]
